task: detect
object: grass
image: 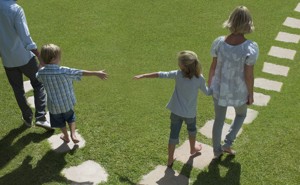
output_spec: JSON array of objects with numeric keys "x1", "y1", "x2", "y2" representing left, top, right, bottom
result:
[{"x1": 0, "y1": 0, "x2": 300, "y2": 184}]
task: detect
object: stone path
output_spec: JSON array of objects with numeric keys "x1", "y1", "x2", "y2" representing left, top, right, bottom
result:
[{"x1": 139, "y1": 3, "x2": 299, "y2": 184}]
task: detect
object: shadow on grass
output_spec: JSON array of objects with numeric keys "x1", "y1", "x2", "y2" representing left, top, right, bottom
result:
[
  {"x1": 0, "y1": 145, "x2": 79, "y2": 184},
  {"x1": 0, "y1": 124, "x2": 54, "y2": 169},
  {"x1": 191, "y1": 155, "x2": 241, "y2": 185}
]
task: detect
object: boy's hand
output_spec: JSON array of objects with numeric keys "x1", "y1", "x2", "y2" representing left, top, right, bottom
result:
[{"x1": 96, "y1": 70, "x2": 108, "y2": 80}]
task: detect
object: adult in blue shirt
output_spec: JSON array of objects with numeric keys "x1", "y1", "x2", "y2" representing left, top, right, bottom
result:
[{"x1": 0, "y1": 0, "x2": 51, "y2": 129}]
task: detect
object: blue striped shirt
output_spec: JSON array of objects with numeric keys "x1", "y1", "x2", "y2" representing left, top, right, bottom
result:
[{"x1": 36, "y1": 64, "x2": 83, "y2": 114}]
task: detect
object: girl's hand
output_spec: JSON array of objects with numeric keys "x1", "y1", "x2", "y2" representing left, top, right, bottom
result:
[
  {"x1": 96, "y1": 70, "x2": 108, "y2": 80},
  {"x1": 133, "y1": 75, "x2": 144, "y2": 80}
]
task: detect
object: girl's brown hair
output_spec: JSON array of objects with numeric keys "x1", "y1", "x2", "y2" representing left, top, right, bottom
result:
[
  {"x1": 40, "y1": 44, "x2": 61, "y2": 64},
  {"x1": 178, "y1": 50, "x2": 202, "y2": 79}
]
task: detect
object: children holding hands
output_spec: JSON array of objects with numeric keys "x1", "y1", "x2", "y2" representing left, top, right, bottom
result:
[{"x1": 134, "y1": 50, "x2": 211, "y2": 167}]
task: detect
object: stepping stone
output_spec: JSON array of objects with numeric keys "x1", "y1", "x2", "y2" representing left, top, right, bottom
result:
[
  {"x1": 139, "y1": 165, "x2": 189, "y2": 185},
  {"x1": 283, "y1": 17, "x2": 300, "y2": 29},
  {"x1": 199, "y1": 120, "x2": 242, "y2": 140},
  {"x1": 174, "y1": 141, "x2": 214, "y2": 170},
  {"x1": 27, "y1": 96, "x2": 35, "y2": 108},
  {"x1": 268, "y1": 46, "x2": 296, "y2": 60},
  {"x1": 253, "y1": 92, "x2": 271, "y2": 106},
  {"x1": 62, "y1": 160, "x2": 108, "y2": 185},
  {"x1": 295, "y1": 3, "x2": 300, "y2": 12},
  {"x1": 254, "y1": 78, "x2": 283, "y2": 92},
  {"x1": 262, "y1": 62, "x2": 289, "y2": 77},
  {"x1": 275, "y1": 32, "x2": 300, "y2": 43},
  {"x1": 24, "y1": 80, "x2": 33, "y2": 93},
  {"x1": 226, "y1": 107, "x2": 258, "y2": 124},
  {"x1": 47, "y1": 130, "x2": 86, "y2": 153}
]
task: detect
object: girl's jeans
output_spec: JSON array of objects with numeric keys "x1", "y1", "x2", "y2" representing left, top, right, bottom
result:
[
  {"x1": 169, "y1": 113, "x2": 197, "y2": 145},
  {"x1": 212, "y1": 98, "x2": 247, "y2": 156}
]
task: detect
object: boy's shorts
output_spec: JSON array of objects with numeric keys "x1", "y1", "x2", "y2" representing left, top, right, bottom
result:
[{"x1": 49, "y1": 109, "x2": 76, "y2": 128}]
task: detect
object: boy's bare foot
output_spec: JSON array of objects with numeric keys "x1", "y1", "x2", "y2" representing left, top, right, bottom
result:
[
  {"x1": 60, "y1": 135, "x2": 70, "y2": 143},
  {"x1": 190, "y1": 143, "x2": 202, "y2": 155},
  {"x1": 71, "y1": 134, "x2": 80, "y2": 143}
]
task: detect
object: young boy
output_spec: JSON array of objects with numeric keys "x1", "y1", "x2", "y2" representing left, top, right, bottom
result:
[{"x1": 36, "y1": 44, "x2": 108, "y2": 143}]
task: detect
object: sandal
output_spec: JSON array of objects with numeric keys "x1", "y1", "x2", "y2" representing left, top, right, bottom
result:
[{"x1": 60, "y1": 135, "x2": 70, "y2": 143}]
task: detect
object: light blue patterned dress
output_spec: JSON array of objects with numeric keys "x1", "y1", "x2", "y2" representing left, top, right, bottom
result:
[{"x1": 210, "y1": 36, "x2": 259, "y2": 107}]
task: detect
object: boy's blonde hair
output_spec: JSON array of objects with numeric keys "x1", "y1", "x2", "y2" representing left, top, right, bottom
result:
[
  {"x1": 223, "y1": 6, "x2": 254, "y2": 34},
  {"x1": 41, "y1": 44, "x2": 61, "y2": 64},
  {"x1": 178, "y1": 50, "x2": 202, "y2": 79}
]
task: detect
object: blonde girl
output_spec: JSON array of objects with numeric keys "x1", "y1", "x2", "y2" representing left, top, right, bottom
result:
[
  {"x1": 134, "y1": 50, "x2": 211, "y2": 167},
  {"x1": 208, "y1": 6, "x2": 259, "y2": 159}
]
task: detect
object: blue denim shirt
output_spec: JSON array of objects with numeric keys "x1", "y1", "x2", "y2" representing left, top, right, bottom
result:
[{"x1": 0, "y1": 0, "x2": 36, "y2": 67}]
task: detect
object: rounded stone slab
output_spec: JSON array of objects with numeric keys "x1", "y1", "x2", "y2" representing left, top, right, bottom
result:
[
  {"x1": 199, "y1": 120, "x2": 242, "y2": 140},
  {"x1": 226, "y1": 107, "x2": 258, "y2": 124},
  {"x1": 295, "y1": 3, "x2": 300, "y2": 12},
  {"x1": 62, "y1": 160, "x2": 108, "y2": 185},
  {"x1": 27, "y1": 96, "x2": 35, "y2": 108},
  {"x1": 139, "y1": 165, "x2": 189, "y2": 185},
  {"x1": 47, "y1": 130, "x2": 86, "y2": 153},
  {"x1": 24, "y1": 80, "x2": 33, "y2": 93},
  {"x1": 174, "y1": 141, "x2": 214, "y2": 170}
]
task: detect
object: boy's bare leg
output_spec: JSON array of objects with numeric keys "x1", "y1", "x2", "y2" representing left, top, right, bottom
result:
[
  {"x1": 189, "y1": 135, "x2": 202, "y2": 155},
  {"x1": 168, "y1": 144, "x2": 176, "y2": 167},
  {"x1": 60, "y1": 127, "x2": 70, "y2": 143},
  {"x1": 69, "y1": 122, "x2": 79, "y2": 143}
]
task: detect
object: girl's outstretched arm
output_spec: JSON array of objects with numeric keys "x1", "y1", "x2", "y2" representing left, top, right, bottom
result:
[{"x1": 133, "y1": 72, "x2": 159, "y2": 79}]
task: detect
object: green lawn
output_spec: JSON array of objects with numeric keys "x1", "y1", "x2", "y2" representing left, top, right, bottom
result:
[{"x1": 1, "y1": 0, "x2": 300, "y2": 184}]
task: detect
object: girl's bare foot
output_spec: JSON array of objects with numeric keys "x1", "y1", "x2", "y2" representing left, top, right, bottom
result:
[
  {"x1": 167, "y1": 158, "x2": 176, "y2": 168},
  {"x1": 60, "y1": 135, "x2": 70, "y2": 143},
  {"x1": 71, "y1": 134, "x2": 80, "y2": 143},
  {"x1": 190, "y1": 143, "x2": 202, "y2": 155}
]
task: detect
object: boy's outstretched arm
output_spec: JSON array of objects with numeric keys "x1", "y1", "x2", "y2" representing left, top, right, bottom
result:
[
  {"x1": 82, "y1": 70, "x2": 108, "y2": 80},
  {"x1": 134, "y1": 72, "x2": 159, "y2": 79}
]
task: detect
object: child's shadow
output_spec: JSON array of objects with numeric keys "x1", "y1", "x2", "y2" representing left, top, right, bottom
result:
[
  {"x1": 0, "y1": 145, "x2": 79, "y2": 184},
  {"x1": 156, "y1": 153, "x2": 201, "y2": 185},
  {"x1": 0, "y1": 124, "x2": 54, "y2": 169},
  {"x1": 192, "y1": 155, "x2": 241, "y2": 185}
]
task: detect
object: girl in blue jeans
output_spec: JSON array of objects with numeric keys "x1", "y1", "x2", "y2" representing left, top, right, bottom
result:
[
  {"x1": 134, "y1": 51, "x2": 211, "y2": 167},
  {"x1": 208, "y1": 6, "x2": 259, "y2": 159}
]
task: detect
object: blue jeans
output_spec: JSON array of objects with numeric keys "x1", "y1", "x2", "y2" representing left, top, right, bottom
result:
[
  {"x1": 49, "y1": 109, "x2": 76, "y2": 128},
  {"x1": 212, "y1": 98, "x2": 247, "y2": 156},
  {"x1": 169, "y1": 113, "x2": 197, "y2": 144},
  {"x1": 4, "y1": 57, "x2": 46, "y2": 122}
]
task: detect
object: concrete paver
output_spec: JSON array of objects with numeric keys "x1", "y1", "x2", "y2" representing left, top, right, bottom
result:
[
  {"x1": 283, "y1": 17, "x2": 300, "y2": 29},
  {"x1": 47, "y1": 130, "x2": 86, "y2": 153},
  {"x1": 275, "y1": 32, "x2": 300, "y2": 43},
  {"x1": 253, "y1": 92, "x2": 271, "y2": 106},
  {"x1": 268, "y1": 46, "x2": 296, "y2": 60},
  {"x1": 174, "y1": 141, "x2": 214, "y2": 170},
  {"x1": 24, "y1": 80, "x2": 33, "y2": 93},
  {"x1": 262, "y1": 62, "x2": 289, "y2": 76},
  {"x1": 254, "y1": 78, "x2": 283, "y2": 92},
  {"x1": 199, "y1": 120, "x2": 242, "y2": 140},
  {"x1": 139, "y1": 165, "x2": 189, "y2": 185},
  {"x1": 62, "y1": 160, "x2": 108, "y2": 185},
  {"x1": 226, "y1": 107, "x2": 258, "y2": 124}
]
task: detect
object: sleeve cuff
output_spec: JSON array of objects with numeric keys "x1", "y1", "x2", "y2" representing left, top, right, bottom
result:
[{"x1": 26, "y1": 43, "x2": 37, "y2": 51}]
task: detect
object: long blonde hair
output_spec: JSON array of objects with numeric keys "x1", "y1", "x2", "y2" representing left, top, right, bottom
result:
[
  {"x1": 223, "y1": 6, "x2": 254, "y2": 34},
  {"x1": 178, "y1": 50, "x2": 202, "y2": 79}
]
